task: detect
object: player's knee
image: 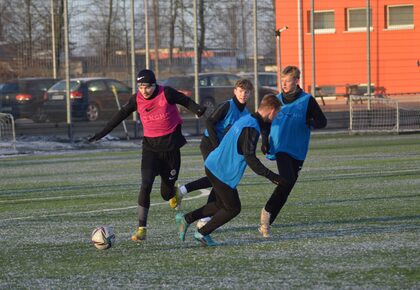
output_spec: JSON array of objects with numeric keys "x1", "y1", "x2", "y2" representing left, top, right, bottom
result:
[
  {"x1": 140, "y1": 183, "x2": 153, "y2": 195},
  {"x1": 232, "y1": 206, "x2": 241, "y2": 218},
  {"x1": 137, "y1": 194, "x2": 150, "y2": 208},
  {"x1": 226, "y1": 204, "x2": 241, "y2": 218},
  {"x1": 160, "y1": 183, "x2": 175, "y2": 201}
]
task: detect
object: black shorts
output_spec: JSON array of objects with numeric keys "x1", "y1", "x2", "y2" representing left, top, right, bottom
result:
[{"x1": 141, "y1": 148, "x2": 181, "y2": 188}]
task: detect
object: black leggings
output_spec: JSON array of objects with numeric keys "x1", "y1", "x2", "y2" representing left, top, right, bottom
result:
[
  {"x1": 264, "y1": 152, "x2": 303, "y2": 224},
  {"x1": 185, "y1": 167, "x2": 241, "y2": 236},
  {"x1": 184, "y1": 136, "x2": 214, "y2": 201}
]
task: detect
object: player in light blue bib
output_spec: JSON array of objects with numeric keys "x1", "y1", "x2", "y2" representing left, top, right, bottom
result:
[
  {"x1": 176, "y1": 94, "x2": 285, "y2": 246},
  {"x1": 259, "y1": 66, "x2": 327, "y2": 238}
]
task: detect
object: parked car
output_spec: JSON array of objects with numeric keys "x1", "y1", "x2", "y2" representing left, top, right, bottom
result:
[
  {"x1": 238, "y1": 72, "x2": 279, "y2": 91},
  {"x1": 163, "y1": 72, "x2": 277, "y2": 116},
  {"x1": 43, "y1": 77, "x2": 132, "y2": 122},
  {"x1": 0, "y1": 77, "x2": 60, "y2": 122}
]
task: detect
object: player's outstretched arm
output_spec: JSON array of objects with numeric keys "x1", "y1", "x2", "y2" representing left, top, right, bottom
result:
[
  {"x1": 164, "y1": 86, "x2": 206, "y2": 117},
  {"x1": 89, "y1": 95, "x2": 136, "y2": 142}
]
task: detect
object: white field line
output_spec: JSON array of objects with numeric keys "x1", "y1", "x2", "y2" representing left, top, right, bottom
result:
[
  {"x1": 0, "y1": 189, "x2": 210, "y2": 222},
  {"x1": 0, "y1": 193, "x2": 120, "y2": 204}
]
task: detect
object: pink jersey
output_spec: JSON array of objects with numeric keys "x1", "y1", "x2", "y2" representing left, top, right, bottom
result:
[{"x1": 136, "y1": 86, "x2": 183, "y2": 137}]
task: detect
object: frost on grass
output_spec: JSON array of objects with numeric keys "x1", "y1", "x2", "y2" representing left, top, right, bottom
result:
[{"x1": 0, "y1": 135, "x2": 141, "y2": 157}]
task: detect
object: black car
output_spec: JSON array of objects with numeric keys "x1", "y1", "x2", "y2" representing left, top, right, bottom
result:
[
  {"x1": 238, "y1": 72, "x2": 279, "y2": 91},
  {"x1": 0, "y1": 77, "x2": 60, "y2": 122},
  {"x1": 43, "y1": 77, "x2": 132, "y2": 122},
  {"x1": 163, "y1": 72, "x2": 278, "y2": 116}
]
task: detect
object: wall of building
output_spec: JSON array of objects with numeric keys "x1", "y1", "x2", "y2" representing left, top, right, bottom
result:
[{"x1": 275, "y1": 0, "x2": 420, "y2": 95}]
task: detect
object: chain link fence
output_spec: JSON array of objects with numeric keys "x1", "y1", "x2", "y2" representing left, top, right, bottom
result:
[{"x1": 0, "y1": 0, "x2": 277, "y2": 84}]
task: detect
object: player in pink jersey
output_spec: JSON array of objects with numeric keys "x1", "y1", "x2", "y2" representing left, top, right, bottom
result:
[{"x1": 89, "y1": 69, "x2": 206, "y2": 241}]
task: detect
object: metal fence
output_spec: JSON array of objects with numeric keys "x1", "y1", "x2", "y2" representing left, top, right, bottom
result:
[{"x1": 0, "y1": 0, "x2": 277, "y2": 84}]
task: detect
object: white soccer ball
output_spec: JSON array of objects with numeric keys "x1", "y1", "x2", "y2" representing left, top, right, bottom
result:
[{"x1": 91, "y1": 226, "x2": 115, "y2": 250}]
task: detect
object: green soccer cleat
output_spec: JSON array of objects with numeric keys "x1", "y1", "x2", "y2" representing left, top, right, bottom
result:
[
  {"x1": 175, "y1": 212, "x2": 190, "y2": 242},
  {"x1": 131, "y1": 226, "x2": 147, "y2": 242},
  {"x1": 169, "y1": 186, "x2": 183, "y2": 210},
  {"x1": 193, "y1": 230, "x2": 219, "y2": 247}
]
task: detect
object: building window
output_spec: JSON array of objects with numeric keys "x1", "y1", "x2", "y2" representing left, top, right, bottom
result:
[
  {"x1": 347, "y1": 8, "x2": 373, "y2": 32},
  {"x1": 308, "y1": 10, "x2": 335, "y2": 34},
  {"x1": 387, "y1": 5, "x2": 414, "y2": 30}
]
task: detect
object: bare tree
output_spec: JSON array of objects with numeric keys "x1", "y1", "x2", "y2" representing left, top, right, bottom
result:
[
  {"x1": 0, "y1": 0, "x2": 276, "y2": 79},
  {"x1": 240, "y1": 0, "x2": 248, "y2": 70},
  {"x1": 20, "y1": 0, "x2": 33, "y2": 66},
  {"x1": 51, "y1": 0, "x2": 64, "y2": 76},
  {"x1": 105, "y1": 0, "x2": 114, "y2": 68},
  {"x1": 197, "y1": 0, "x2": 205, "y2": 72},
  {"x1": 152, "y1": 0, "x2": 159, "y2": 77},
  {"x1": 168, "y1": 0, "x2": 180, "y2": 68},
  {"x1": 121, "y1": 0, "x2": 131, "y2": 77},
  {"x1": 84, "y1": 0, "x2": 127, "y2": 72},
  {"x1": 0, "y1": 1, "x2": 7, "y2": 41}
]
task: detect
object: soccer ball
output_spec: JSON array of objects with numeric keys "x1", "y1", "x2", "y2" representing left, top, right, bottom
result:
[{"x1": 91, "y1": 226, "x2": 115, "y2": 250}]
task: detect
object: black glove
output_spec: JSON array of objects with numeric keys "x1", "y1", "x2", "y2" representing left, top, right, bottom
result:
[
  {"x1": 267, "y1": 171, "x2": 286, "y2": 186},
  {"x1": 260, "y1": 128, "x2": 270, "y2": 155},
  {"x1": 196, "y1": 106, "x2": 207, "y2": 117},
  {"x1": 88, "y1": 134, "x2": 99, "y2": 143},
  {"x1": 306, "y1": 118, "x2": 315, "y2": 129},
  {"x1": 261, "y1": 143, "x2": 268, "y2": 155}
]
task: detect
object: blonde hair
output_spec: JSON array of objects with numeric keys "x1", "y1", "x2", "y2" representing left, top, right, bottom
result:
[{"x1": 281, "y1": 66, "x2": 300, "y2": 80}]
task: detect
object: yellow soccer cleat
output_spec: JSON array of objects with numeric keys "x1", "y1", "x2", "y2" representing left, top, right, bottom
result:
[
  {"x1": 169, "y1": 187, "x2": 183, "y2": 210},
  {"x1": 131, "y1": 227, "x2": 147, "y2": 242}
]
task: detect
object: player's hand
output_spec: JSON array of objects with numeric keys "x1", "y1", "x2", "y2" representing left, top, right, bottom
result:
[
  {"x1": 196, "y1": 106, "x2": 207, "y2": 117},
  {"x1": 270, "y1": 173, "x2": 286, "y2": 186},
  {"x1": 306, "y1": 118, "x2": 315, "y2": 129},
  {"x1": 88, "y1": 134, "x2": 99, "y2": 143},
  {"x1": 261, "y1": 144, "x2": 268, "y2": 155}
]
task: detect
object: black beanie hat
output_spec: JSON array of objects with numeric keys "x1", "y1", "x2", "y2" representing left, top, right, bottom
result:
[{"x1": 136, "y1": 69, "x2": 156, "y2": 84}]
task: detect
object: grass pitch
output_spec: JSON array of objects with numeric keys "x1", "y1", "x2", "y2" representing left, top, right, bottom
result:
[{"x1": 1, "y1": 133, "x2": 419, "y2": 289}]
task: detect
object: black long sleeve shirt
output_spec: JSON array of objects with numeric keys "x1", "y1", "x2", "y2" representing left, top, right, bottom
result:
[
  {"x1": 93, "y1": 85, "x2": 203, "y2": 151},
  {"x1": 205, "y1": 96, "x2": 247, "y2": 149},
  {"x1": 304, "y1": 96, "x2": 327, "y2": 129},
  {"x1": 238, "y1": 112, "x2": 278, "y2": 181}
]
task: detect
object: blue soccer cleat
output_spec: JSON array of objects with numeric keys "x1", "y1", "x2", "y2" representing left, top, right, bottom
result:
[
  {"x1": 193, "y1": 230, "x2": 219, "y2": 247},
  {"x1": 176, "y1": 212, "x2": 190, "y2": 241}
]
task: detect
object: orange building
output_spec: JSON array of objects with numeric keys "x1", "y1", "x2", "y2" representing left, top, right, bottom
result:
[{"x1": 274, "y1": 0, "x2": 419, "y2": 96}]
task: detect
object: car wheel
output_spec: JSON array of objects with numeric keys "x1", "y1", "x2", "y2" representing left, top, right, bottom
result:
[
  {"x1": 201, "y1": 98, "x2": 215, "y2": 118},
  {"x1": 86, "y1": 103, "x2": 100, "y2": 122}
]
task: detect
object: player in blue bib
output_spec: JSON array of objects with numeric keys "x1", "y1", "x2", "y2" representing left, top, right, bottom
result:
[
  {"x1": 259, "y1": 66, "x2": 327, "y2": 238},
  {"x1": 176, "y1": 94, "x2": 285, "y2": 246},
  {"x1": 176, "y1": 79, "x2": 253, "y2": 226}
]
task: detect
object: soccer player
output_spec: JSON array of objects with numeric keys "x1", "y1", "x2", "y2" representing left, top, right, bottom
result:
[
  {"x1": 177, "y1": 79, "x2": 253, "y2": 227},
  {"x1": 89, "y1": 69, "x2": 206, "y2": 241},
  {"x1": 258, "y1": 66, "x2": 327, "y2": 238},
  {"x1": 176, "y1": 94, "x2": 285, "y2": 246}
]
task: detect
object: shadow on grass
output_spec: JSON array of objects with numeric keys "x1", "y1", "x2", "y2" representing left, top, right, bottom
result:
[
  {"x1": 83, "y1": 214, "x2": 420, "y2": 251},
  {"x1": 291, "y1": 193, "x2": 420, "y2": 206},
  {"x1": 210, "y1": 214, "x2": 420, "y2": 246}
]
